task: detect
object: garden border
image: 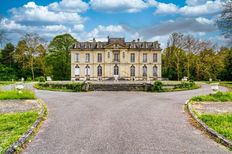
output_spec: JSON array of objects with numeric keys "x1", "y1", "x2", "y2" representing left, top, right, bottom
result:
[
  {"x1": 186, "y1": 100, "x2": 232, "y2": 150},
  {"x1": 5, "y1": 99, "x2": 46, "y2": 154}
]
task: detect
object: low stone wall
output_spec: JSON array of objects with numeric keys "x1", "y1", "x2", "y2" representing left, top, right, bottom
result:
[{"x1": 87, "y1": 83, "x2": 153, "y2": 91}]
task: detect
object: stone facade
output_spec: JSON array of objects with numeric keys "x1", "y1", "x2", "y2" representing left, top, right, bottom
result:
[{"x1": 71, "y1": 37, "x2": 162, "y2": 81}]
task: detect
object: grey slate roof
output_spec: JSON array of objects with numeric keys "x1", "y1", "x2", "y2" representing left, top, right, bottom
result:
[{"x1": 73, "y1": 37, "x2": 161, "y2": 50}]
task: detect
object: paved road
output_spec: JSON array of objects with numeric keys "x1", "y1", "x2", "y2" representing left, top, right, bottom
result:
[{"x1": 23, "y1": 85, "x2": 230, "y2": 154}]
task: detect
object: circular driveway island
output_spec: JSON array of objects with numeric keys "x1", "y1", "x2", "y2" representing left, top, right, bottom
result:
[{"x1": 23, "y1": 84, "x2": 230, "y2": 154}]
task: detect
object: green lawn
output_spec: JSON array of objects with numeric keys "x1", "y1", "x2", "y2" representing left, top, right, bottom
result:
[
  {"x1": 220, "y1": 82, "x2": 232, "y2": 91},
  {"x1": 191, "y1": 91, "x2": 232, "y2": 102},
  {"x1": 0, "y1": 111, "x2": 39, "y2": 154},
  {"x1": 0, "y1": 90, "x2": 36, "y2": 100},
  {"x1": 199, "y1": 113, "x2": 232, "y2": 141},
  {"x1": 0, "y1": 81, "x2": 15, "y2": 87}
]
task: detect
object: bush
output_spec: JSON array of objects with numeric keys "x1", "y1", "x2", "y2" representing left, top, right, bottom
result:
[
  {"x1": 152, "y1": 81, "x2": 163, "y2": 92},
  {"x1": 35, "y1": 82, "x2": 84, "y2": 92},
  {"x1": 26, "y1": 77, "x2": 32, "y2": 81},
  {"x1": 174, "y1": 81, "x2": 195, "y2": 89},
  {"x1": 35, "y1": 76, "x2": 46, "y2": 82}
]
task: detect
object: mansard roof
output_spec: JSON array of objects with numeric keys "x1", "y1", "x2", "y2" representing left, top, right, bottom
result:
[{"x1": 73, "y1": 37, "x2": 161, "y2": 51}]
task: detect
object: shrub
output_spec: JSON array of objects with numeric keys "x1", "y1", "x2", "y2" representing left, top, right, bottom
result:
[
  {"x1": 35, "y1": 76, "x2": 46, "y2": 82},
  {"x1": 35, "y1": 82, "x2": 84, "y2": 92},
  {"x1": 152, "y1": 81, "x2": 163, "y2": 92},
  {"x1": 26, "y1": 77, "x2": 32, "y2": 81},
  {"x1": 174, "y1": 81, "x2": 195, "y2": 89}
]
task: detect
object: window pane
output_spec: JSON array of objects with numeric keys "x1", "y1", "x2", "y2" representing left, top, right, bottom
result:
[
  {"x1": 143, "y1": 53, "x2": 147, "y2": 63},
  {"x1": 153, "y1": 53, "x2": 157, "y2": 62},
  {"x1": 131, "y1": 53, "x2": 135, "y2": 63},
  {"x1": 98, "y1": 53, "x2": 102, "y2": 62},
  {"x1": 75, "y1": 53, "x2": 79, "y2": 62},
  {"x1": 86, "y1": 53, "x2": 90, "y2": 62}
]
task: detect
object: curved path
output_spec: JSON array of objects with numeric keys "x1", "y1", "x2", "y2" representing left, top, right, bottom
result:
[{"x1": 23, "y1": 84, "x2": 230, "y2": 154}]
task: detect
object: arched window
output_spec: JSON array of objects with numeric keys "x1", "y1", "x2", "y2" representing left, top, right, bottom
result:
[
  {"x1": 97, "y1": 65, "x2": 102, "y2": 77},
  {"x1": 114, "y1": 64, "x2": 119, "y2": 75},
  {"x1": 75, "y1": 65, "x2": 80, "y2": 76},
  {"x1": 143, "y1": 65, "x2": 147, "y2": 77},
  {"x1": 85, "y1": 65, "x2": 90, "y2": 76},
  {"x1": 153, "y1": 65, "x2": 158, "y2": 77},
  {"x1": 130, "y1": 65, "x2": 135, "y2": 77}
]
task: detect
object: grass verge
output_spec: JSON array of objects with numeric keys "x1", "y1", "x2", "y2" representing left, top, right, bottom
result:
[
  {"x1": 198, "y1": 113, "x2": 232, "y2": 141},
  {"x1": 0, "y1": 81, "x2": 15, "y2": 87},
  {"x1": 220, "y1": 82, "x2": 232, "y2": 91},
  {"x1": 0, "y1": 90, "x2": 36, "y2": 100},
  {"x1": 191, "y1": 91, "x2": 232, "y2": 102},
  {"x1": 0, "y1": 111, "x2": 39, "y2": 154}
]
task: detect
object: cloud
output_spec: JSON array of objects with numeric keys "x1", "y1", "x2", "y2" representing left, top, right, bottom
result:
[
  {"x1": 148, "y1": 0, "x2": 223, "y2": 16},
  {"x1": 185, "y1": 0, "x2": 209, "y2": 6},
  {"x1": 87, "y1": 25, "x2": 125, "y2": 39},
  {"x1": 195, "y1": 17, "x2": 214, "y2": 25},
  {"x1": 49, "y1": 0, "x2": 89, "y2": 13},
  {"x1": 89, "y1": 0, "x2": 148, "y2": 13},
  {"x1": 140, "y1": 18, "x2": 217, "y2": 39},
  {"x1": 179, "y1": 0, "x2": 223, "y2": 16},
  {"x1": 73, "y1": 24, "x2": 85, "y2": 32},
  {"x1": 148, "y1": 0, "x2": 179, "y2": 14},
  {"x1": 10, "y1": 2, "x2": 85, "y2": 25}
]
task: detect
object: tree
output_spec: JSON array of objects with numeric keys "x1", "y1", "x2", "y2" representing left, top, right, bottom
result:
[
  {"x1": 47, "y1": 33, "x2": 76, "y2": 80},
  {"x1": 217, "y1": 0, "x2": 232, "y2": 46},
  {"x1": 224, "y1": 49, "x2": 232, "y2": 80},
  {"x1": 1, "y1": 43, "x2": 14, "y2": 67},
  {"x1": 165, "y1": 32, "x2": 185, "y2": 81},
  {"x1": 14, "y1": 33, "x2": 46, "y2": 80},
  {"x1": 0, "y1": 16, "x2": 8, "y2": 47}
]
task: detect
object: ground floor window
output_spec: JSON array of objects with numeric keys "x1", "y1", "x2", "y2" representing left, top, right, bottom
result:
[
  {"x1": 114, "y1": 65, "x2": 119, "y2": 75},
  {"x1": 130, "y1": 65, "x2": 135, "y2": 77},
  {"x1": 153, "y1": 65, "x2": 158, "y2": 77},
  {"x1": 85, "y1": 65, "x2": 90, "y2": 76},
  {"x1": 97, "y1": 65, "x2": 102, "y2": 76},
  {"x1": 143, "y1": 65, "x2": 147, "y2": 77},
  {"x1": 75, "y1": 65, "x2": 80, "y2": 76}
]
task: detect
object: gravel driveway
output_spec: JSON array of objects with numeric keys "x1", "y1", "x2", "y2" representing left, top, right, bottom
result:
[{"x1": 23, "y1": 84, "x2": 230, "y2": 154}]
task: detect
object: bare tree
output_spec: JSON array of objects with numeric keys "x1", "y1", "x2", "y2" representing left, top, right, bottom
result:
[
  {"x1": 166, "y1": 32, "x2": 185, "y2": 81},
  {"x1": 217, "y1": 0, "x2": 232, "y2": 46},
  {"x1": 0, "y1": 16, "x2": 8, "y2": 47}
]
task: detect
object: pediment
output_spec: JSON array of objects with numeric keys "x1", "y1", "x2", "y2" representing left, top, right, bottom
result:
[{"x1": 105, "y1": 42, "x2": 127, "y2": 49}]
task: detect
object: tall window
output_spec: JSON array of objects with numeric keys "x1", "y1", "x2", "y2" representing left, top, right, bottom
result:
[
  {"x1": 131, "y1": 53, "x2": 135, "y2": 63},
  {"x1": 74, "y1": 65, "x2": 80, "y2": 76},
  {"x1": 143, "y1": 53, "x2": 147, "y2": 63},
  {"x1": 113, "y1": 52, "x2": 120, "y2": 62},
  {"x1": 85, "y1": 65, "x2": 90, "y2": 76},
  {"x1": 153, "y1": 53, "x2": 158, "y2": 62},
  {"x1": 97, "y1": 65, "x2": 102, "y2": 76},
  {"x1": 130, "y1": 65, "x2": 135, "y2": 77},
  {"x1": 153, "y1": 65, "x2": 158, "y2": 77},
  {"x1": 108, "y1": 52, "x2": 110, "y2": 58},
  {"x1": 123, "y1": 52, "x2": 125, "y2": 58},
  {"x1": 97, "y1": 53, "x2": 102, "y2": 62},
  {"x1": 85, "y1": 53, "x2": 90, "y2": 62},
  {"x1": 114, "y1": 65, "x2": 119, "y2": 75},
  {"x1": 143, "y1": 65, "x2": 147, "y2": 77},
  {"x1": 75, "y1": 53, "x2": 79, "y2": 62}
]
